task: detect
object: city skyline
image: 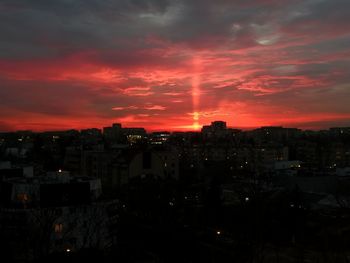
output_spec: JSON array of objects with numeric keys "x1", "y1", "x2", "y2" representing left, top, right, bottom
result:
[
  {"x1": 1, "y1": 0, "x2": 350, "y2": 131},
  {"x1": 2, "y1": 120, "x2": 349, "y2": 134}
]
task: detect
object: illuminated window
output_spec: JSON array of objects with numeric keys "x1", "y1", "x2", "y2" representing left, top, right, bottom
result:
[
  {"x1": 54, "y1": 223, "x2": 63, "y2": 233},
  {"x1": 17, "y1": 193, "x2": 29, "y2": 202}
]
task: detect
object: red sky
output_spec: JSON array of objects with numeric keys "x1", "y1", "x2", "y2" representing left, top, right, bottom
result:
[{"x1": 1, "y1": 0, "x2": 350, "y2": 131}]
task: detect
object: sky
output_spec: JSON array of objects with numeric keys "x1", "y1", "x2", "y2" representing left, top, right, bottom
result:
[{"x1": 0, "y1": 0, "x2": 350, "y2": 132}]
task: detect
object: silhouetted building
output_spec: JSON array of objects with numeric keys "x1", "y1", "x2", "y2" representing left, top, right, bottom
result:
[{"x1": 129, "y1": 148, "x2": 179, "y2": 180}]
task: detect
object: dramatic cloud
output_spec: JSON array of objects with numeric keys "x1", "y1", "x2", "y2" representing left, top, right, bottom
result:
[{"x1": 0, "y1": 0, "x2": 349, "y2": 131}]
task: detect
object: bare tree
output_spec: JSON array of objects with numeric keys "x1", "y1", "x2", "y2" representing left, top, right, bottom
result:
[{"x1": 28, "y1": 207, "x2": 60, "y2": 259}]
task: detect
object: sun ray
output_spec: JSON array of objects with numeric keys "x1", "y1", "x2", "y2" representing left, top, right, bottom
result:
[{"x1": 191, "y1": 57, "x2": 202, "y2": 130}]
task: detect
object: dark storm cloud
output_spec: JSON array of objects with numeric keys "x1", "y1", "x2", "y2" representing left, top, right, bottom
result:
[
  {"x1": 0, "y1": 0, "x2": 171, "y2": 59},
  {"x1": 0, "y1": 0, "x2": 291, "y2": 57},
  {"x1": 0, "y1": 0, "x2": 348, "y2": 58}
]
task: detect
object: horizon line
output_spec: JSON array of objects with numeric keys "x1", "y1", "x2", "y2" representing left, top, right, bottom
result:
[{"x1": 1, "y1": 123, "x2": 349, "y2": 134}]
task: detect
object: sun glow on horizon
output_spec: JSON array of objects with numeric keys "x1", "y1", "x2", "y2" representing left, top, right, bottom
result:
[{"x1": 173, "y1": 123, "x2": 202, "y2": 131}]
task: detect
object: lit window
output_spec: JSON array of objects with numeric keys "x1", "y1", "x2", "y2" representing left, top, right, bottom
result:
[
  {"x1": 17, "y1": 193, "x2": 29, "y2": 202},
  {"x1": 54, "y1": 223, "x2": 63, "y2": 233}
]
